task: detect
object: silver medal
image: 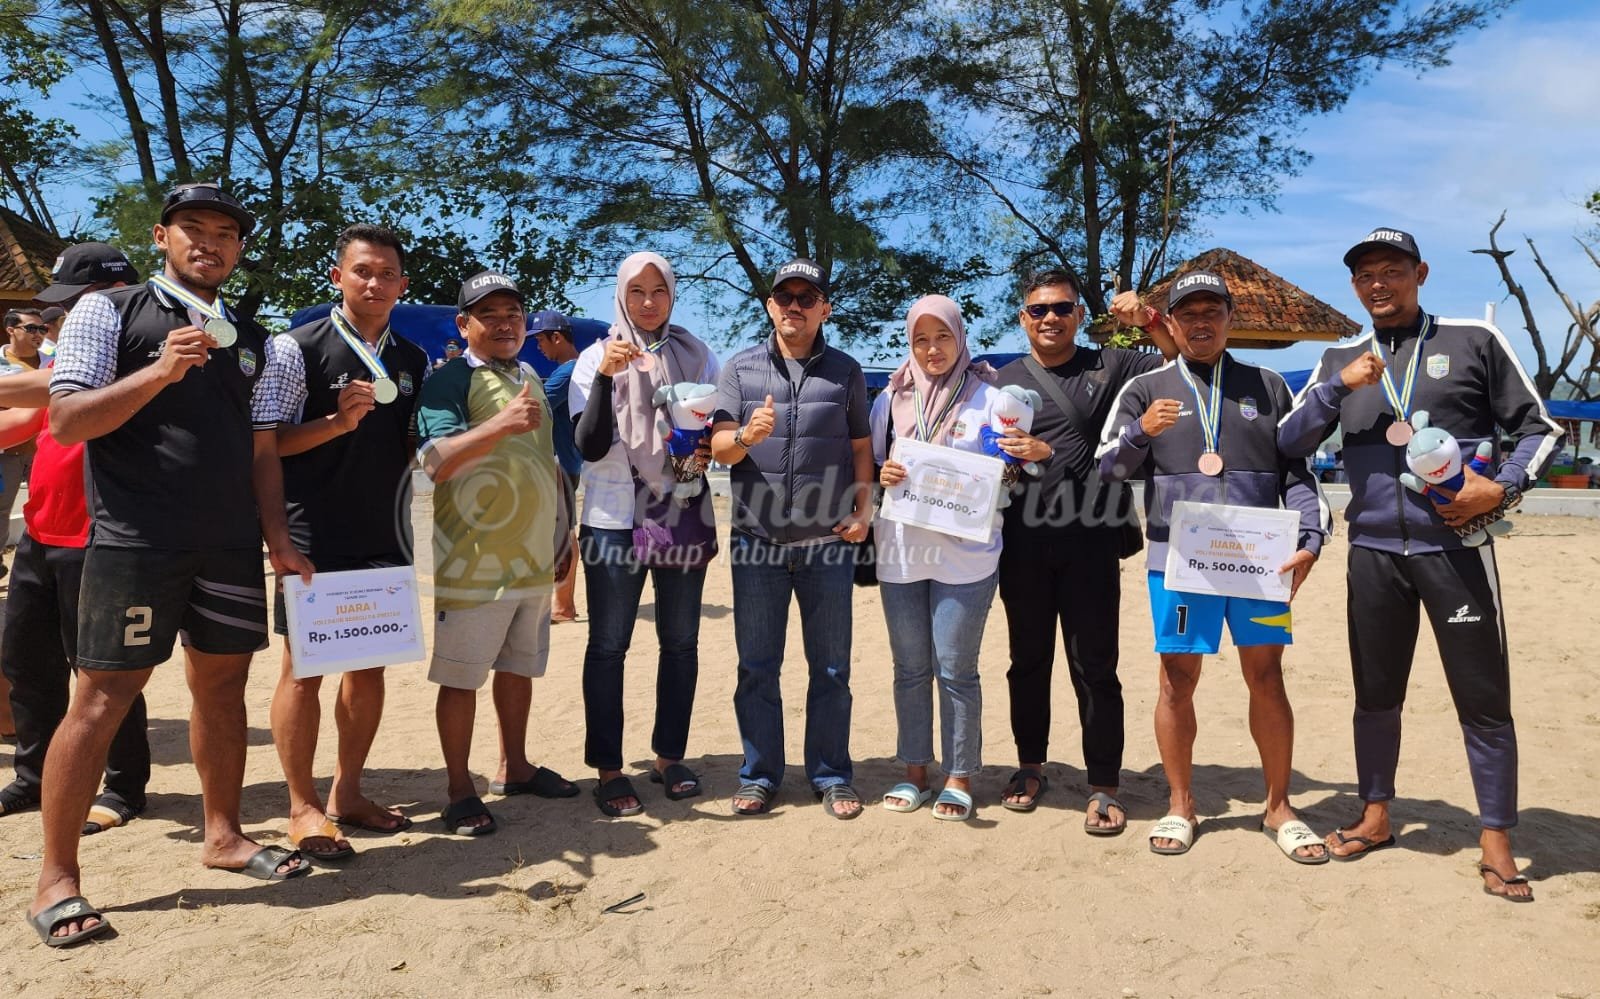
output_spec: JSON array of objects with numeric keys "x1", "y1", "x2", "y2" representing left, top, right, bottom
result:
[
  {"x1": 204, "y1": 316, "x2": 237, "y2": 348},
  {"x1": 372, "y1": 377, "x2": 398, "y2": 405}
]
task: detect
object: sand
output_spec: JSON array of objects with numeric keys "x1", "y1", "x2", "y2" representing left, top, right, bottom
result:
[{"x1": 3, "y1": 505, "x2": 1599, "y2": 997}]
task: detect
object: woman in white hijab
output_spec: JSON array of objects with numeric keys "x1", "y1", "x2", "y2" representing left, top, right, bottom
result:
[{"x1": 569, "y1": 252, "x2": 719, "y2": 817}]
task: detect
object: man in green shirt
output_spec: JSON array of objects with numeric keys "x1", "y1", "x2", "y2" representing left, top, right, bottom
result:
[{"x1": 416, "y1": 271, "x2": 576, "y2": 836}]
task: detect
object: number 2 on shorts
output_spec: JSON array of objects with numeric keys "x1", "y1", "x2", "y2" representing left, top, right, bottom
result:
[
  {"x1": 124, "y1": 606, "x2": 154, "y2": 647},
  {"x1": 1175, "y1": 604, "x2": 1189, "y2": 636}
]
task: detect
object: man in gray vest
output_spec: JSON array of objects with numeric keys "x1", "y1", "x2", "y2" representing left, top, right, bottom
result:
[{"x1": 710, "y1": 258, "x2": 874, "y2": 819}]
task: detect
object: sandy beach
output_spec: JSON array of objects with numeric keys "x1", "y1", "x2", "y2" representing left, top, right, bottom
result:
[{"x1": 3, "y1": 502, "x2": 1599, "y2": 997}]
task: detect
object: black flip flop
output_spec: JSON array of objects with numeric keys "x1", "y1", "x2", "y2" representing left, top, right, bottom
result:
[
  {"x1": 82, "y1": 795, "x2": 142, "y2": 836},
  {"x1": 28, "y1": 895, "x2": 111, "y2": 948},
  {"x1": 488, "y1": 765, "x2": 580, "y2": 799},
  {"x1": 732, "y1": 782, "x2": 773, "y2": 816},
  {"x1": 1480, "y1": 864, "x2": 1535, "y2": 903},
  {"x1": 215, "y1": 846, "x2": 311, "y2": 882},
  {"x1": 816, "y1": 784, "x2": 863, "y2": 820},
  {"x1": 442, "y1": 796, "x2": 497, "y2": 836},
  {"x1": 328, "y1": 811, "x2": 413, "y2": 834},
  {"x1": 648, "y1": 763, "x2": 703, "y2": 801},
  {"x1": 1001, "y1": 769, "x2": 1047, "y2": 812},
  {"x1": 1084, "y1": 791, "x2": 1127, "y2": 836},
  {"x1": 1328, "y1": 829, "x2": 1396, "y2": 862},
  {"x1": 594, "y1": 776, "x2": 645, "y2": 817}
]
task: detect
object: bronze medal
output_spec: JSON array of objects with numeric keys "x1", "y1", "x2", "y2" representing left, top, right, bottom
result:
[
  {"x1": 1197, "y1": 451, "x2": 1224, "y2": 476},
  {"x1": 1385, "y1": 420, "x2": 1413, "y2": 446}
]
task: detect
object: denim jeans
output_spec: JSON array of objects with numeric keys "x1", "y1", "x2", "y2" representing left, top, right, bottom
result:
[
  {"x1": 729, "y1": 531, "x2": 856, "y2": 791},
  {"x1": 580, "y1": 526, "x2": 707, "y2": 770},
  {"x1": 878, "y1": 573, "x2": 997, "y2": 777}
]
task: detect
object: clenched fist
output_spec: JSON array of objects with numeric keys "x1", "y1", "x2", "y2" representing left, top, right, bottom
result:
[
  {"x1": 1340, "y1": 352, "x2": 1387, "y2": 390},
  {"x1": 1140, "y1": 398, "x2": 1183, "y2": 438}
]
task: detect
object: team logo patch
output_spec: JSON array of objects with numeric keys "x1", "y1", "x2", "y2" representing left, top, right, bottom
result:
[
  {"x1": 398, "y1": 371, "x2": 415, "y2": 396},
  {"x1": 1240, "y1": 396, "x2": 1259, "y2": 421},
  {"x1": 238, "y1": 348, "x2": 258, "y2": 376},
  {"x1": 1427, "y1": 354, "x2": 1449, "y2": 379}
]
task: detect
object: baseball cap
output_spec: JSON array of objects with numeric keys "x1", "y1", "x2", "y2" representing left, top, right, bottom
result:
[
  {"x1": 457, "y1": 270, "x2": 526, "y2": 311},
  {"x1": 1342, "y1": 227, "x2": 1421, "y2": 270},
  {"x1": 35, "y1": 242, "x2": 140, "y2": 304},
  {"x1": 528, "y1": 309, "x2": 571, "y2": 334},
  {"x1": 444, "y1": 338, "x2": 462, "y2": 349},
  {"x1": 1167, "y1": 270, "x2": 1233, "y2": 310},
  {"x1": 40, "y1": 306, "x2": 64, "y2": 322},
  {"x1": 771, "y1": 257, "x2": 828, "y2": 298},
  {"x1": 160, "y1": 182, "x2": 256, "y2": 238}
]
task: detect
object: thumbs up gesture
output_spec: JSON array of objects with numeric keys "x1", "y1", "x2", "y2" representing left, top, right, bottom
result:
[
  {"x1": 492, "y1": 380, "x2": 543, "y2": 435},
  {"x1": 742, "y1": 393, "x2": 776, "y2": 446}
]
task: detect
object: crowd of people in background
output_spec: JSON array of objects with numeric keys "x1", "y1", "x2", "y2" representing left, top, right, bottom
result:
[{"x1": 0, "y1": 183, "x2": 1563, "y2": 949}]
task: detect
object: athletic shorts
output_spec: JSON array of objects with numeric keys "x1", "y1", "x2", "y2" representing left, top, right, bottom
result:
[
  {"x1": 428, "y1": 589, "x2": 552, "y2": 691},
  {"x1": 78, "y1": 546, "x2": 268, "y2": 670},
  {"x1": 1147, "y1": 570, "x2": 1292, "y2": 655},
  {"x1": 272, "y1": 552, "x2": 409, "y2": 635}
]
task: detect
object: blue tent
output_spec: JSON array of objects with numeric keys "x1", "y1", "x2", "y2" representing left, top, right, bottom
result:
[{"x1": 287, "y1": 303, "x2": 609, "y2": 379}]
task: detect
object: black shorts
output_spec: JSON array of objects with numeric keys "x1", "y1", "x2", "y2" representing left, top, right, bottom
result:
[
  {"x1": 78, "y1": 546, "x2": 268, "y2": 670},
  {"x1": 272, "y1": 552, "x2": 410, "y2": 635}
]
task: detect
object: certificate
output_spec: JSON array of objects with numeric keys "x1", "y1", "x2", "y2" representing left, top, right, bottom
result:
[
  {"x1": 283, "y1": 566, "x2": 426, "y2": 678},
  {"x1": 879, "y1": 437, "x2": 1005, "y2": 543},
  {"x1": 1163, "y1": 501, "x2": 1301, "y2": 602}
]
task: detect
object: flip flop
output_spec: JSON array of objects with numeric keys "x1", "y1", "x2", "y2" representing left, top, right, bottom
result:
[
  {"x1": 1148, "y1": 815, "x2": 1197, "y2": 855},
  {"x1": 1328, "y1": 829, "x2": 1396, "y2": 861},
  {"x1": 1263, "y1": 820, "x2": 1330, "y2": 865},
  {"x1": 732, "y1": 783, "x2": 773, "y2": 816},
  {"x1": 214, "y1": 846, "x2": 312, "y2": 881},
  {"x1": 594, "y1": 776, "x2": 645, "y2": 818},
  {"x1": 0, "y1": 781, "x2": 40, "y2": 818},
  {"x1": 816, "y1": 784, "x2": 863, "y2": 820},
  {"x1": 648, "y1": 763, "x2": 703, "y2": 801},
  {"x1": 289, "y1": 818, "x2": 355, "y2": 861},
  {"x1": 442, "y1": 796, "x2": 497, "y2": 836},
  {"x1": 1084, "y1": 791, "x2": 1127, "y2": 836},
  {"x1": 328, "y1": 810, "x2": 413, "y2": 834},
  {"x1": 28, "y1": 895, "x2": 111, "y2": 948},
  {"x1": 82, "y1": 796, "x2": 142, "y2": 836},
  {"x1": 1479, "y1": 864, "x2": 1535, "y2": 903},
  {"x1": 882, "y1": 782, "x2": 933, "y2": 813},
  {"x1": 1001, "y1": 769, "x2": 1047, "y2": 812},
  {"x1": 489, "y1": 765, "x2": 580, "y2": 799},
  {"x1": 931, "y1": 787, "x2": 974, "y2": 822}
]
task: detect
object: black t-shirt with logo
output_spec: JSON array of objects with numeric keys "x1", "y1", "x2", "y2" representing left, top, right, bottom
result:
[{"x1": 275, "y1": 316, "x2": 430, "y2": 559}]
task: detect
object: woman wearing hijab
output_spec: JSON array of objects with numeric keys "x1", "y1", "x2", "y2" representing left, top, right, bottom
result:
[
  {"x1": 872, "y1": 295, "x2": 1045, "y2": 820},
  {"x1": 570, "y1": 252, "x2": 720, "y2": 817}
]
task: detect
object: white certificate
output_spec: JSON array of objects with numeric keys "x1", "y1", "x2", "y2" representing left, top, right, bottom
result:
[
  {"x1": 879, "y1": 437, "x2": 1005, "y2": 543},
  {"x1": 1163, "y1": 501, "x2": 1301, "y2": 602},
  {"x1": 283, "y1": 566, "x2": 426, "y2": 678}
]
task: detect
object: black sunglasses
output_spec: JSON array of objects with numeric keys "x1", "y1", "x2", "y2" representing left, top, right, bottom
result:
[
  {"x1": 1023, "y1": 301, "x2": 1080, "y2": 319},
  {"x1": 772, "y1": 288, "x2": 823, "y2": 309},
  {"x1": 15, "y1": 323, "x2": 49, "y2": 335}
]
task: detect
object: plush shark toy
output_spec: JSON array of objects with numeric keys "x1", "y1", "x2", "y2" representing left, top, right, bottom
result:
[
  {"x1": 980, "y1": 385, "x2": 1043, "y2": 504},
  {"x1": 1398, "y1": 410, "x2": 1512, "y2": 547},
  {"x1": 653, "y1": 381, "x2": 719, "y2": 500}
]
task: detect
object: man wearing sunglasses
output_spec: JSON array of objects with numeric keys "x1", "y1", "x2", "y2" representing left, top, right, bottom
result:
[
  {"x1": 992, "y1": 269, "x2": 1176, "y2": 832},
  {"x1": 0, "y1": 309, "x2": 48, "y2": 577},
  {"x1": 710, "y1": 257, "x2": 874, "y2": 820}
]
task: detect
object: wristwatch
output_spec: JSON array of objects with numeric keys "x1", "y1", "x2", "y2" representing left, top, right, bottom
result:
[
  {"x1": 733, "y1": 426, "x2": 750, "y2": 450},
  {"x1": 1499, "y1": 481, "x2": 1523, "y2": 511}
]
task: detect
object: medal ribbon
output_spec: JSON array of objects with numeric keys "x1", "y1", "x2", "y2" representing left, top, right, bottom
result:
[
  {"x1": 1175, "y1": 355, "x2": 1225, "y2": 455},
  {"x1": 148, "y1": 274, "x2": 230, "y2": 325},
  {"x1": 1370, "y1": 314, "x2": 1433, "y2": 424},
  {"x1": 330, "y1": 307, "x2": 393, "y2": 382},
  {"x1": 912, "y1": 370, "x2": 968, "y2": 443}
]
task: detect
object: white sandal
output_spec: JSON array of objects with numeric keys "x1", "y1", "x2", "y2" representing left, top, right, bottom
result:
[
  {"x1": 1148, "y1": 814, "x2": 1197, "y2": 855},
  {"x1": 1263, "y1": 819, "x2": 1330, "y2": 865},
  {"x1": 882, "y1": 782, "x2": 933, "y2": 813}
]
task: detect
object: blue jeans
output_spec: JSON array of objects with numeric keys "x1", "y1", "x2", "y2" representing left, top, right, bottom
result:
[
  {"x1": 580, "y1": 527, "x2": 707, "y2": 770},
  {"x1": 879, "y1": 573, "x2": 997, "y2": 777},
  {"x1": 730, "y1": 531, "x2": 856, "y2": 791}
]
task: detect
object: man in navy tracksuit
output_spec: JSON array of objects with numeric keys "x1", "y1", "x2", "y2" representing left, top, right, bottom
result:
[
  {"x1": 1099, "y1": 271, "x2": 1330, "y2": 862},
  {"x1": 1279, "y1": 228, "x2": 1563, "y2": 901}
]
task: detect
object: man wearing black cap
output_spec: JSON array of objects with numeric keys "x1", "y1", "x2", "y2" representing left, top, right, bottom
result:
[
  {"x1": 1, "y1": 244, "x2": 149, "y2": 835},
  {"x1": 530, "y1": 308, "x2": 583, "y2": 622},
  {"x1": 709, "y1": 258, "x2": 874, "y2": 819},
  {"x1": 1280, "y1": 227, "x2": 1564, "y2": 901},
  {"x1": 1098, "y1": 271, "x2": 1330, "y2": 860},
  {"x1": 266, "y1": 223, "x2": 431, "y2": 860},
  {"x1": 435, "y1": 337, "x2": 462, "y2": 370},
  {"x1": 415, "y1": 271, "x2": 575, "y2": 837},
  {"x1": 27, "y1": 183, "x2": 315, "y2": 947}
]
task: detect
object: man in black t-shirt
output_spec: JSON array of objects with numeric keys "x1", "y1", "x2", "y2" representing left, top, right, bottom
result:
[
  {"x1": 992, "y1": 268, "x2": 1175, "y2": 832},
  {"x1": 28, "y1": 183, "x2": 315, "y2": 948},
  {"x1": 266, "y1": 224, "x2": 430, "y2": 860}
]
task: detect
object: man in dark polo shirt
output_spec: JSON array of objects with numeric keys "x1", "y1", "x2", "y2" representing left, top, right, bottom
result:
[
  {"x1": 267, "y1": 223, "x2": 430, "y2": 860},
  {"x1": 27, "y1": 183, "x2": 315, "y2": 948},
  {"x1": 992, "y1": 268, "x2": 1175, "y2": 831}
]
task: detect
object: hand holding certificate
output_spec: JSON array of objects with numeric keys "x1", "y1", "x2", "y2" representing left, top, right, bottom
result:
[
  {"x1": 284, "y1": 566, "x2": 426, "y2": 678},
  {"x1": 879, "y1": 437, "x2": 1004, "y2": 543},
  {"x1": 1163, "y1": 501, "x2": 1302, "y2": 602}
]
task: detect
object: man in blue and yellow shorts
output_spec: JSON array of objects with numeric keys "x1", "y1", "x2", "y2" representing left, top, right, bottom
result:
[{"x1": 1097, "y1": 271, "x2": 1331, "y2": 863}]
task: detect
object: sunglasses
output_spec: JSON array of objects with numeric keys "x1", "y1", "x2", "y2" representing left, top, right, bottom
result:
[
  {"x1": 772, "y1": 288, "x2": 823, "y2": 309},
  {"x1": 15, "y1": 323, "x2": 49, "y2": 335},
  {"x1": 1023, "y1": 301, "x2": 1080, "y2": 319}
]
